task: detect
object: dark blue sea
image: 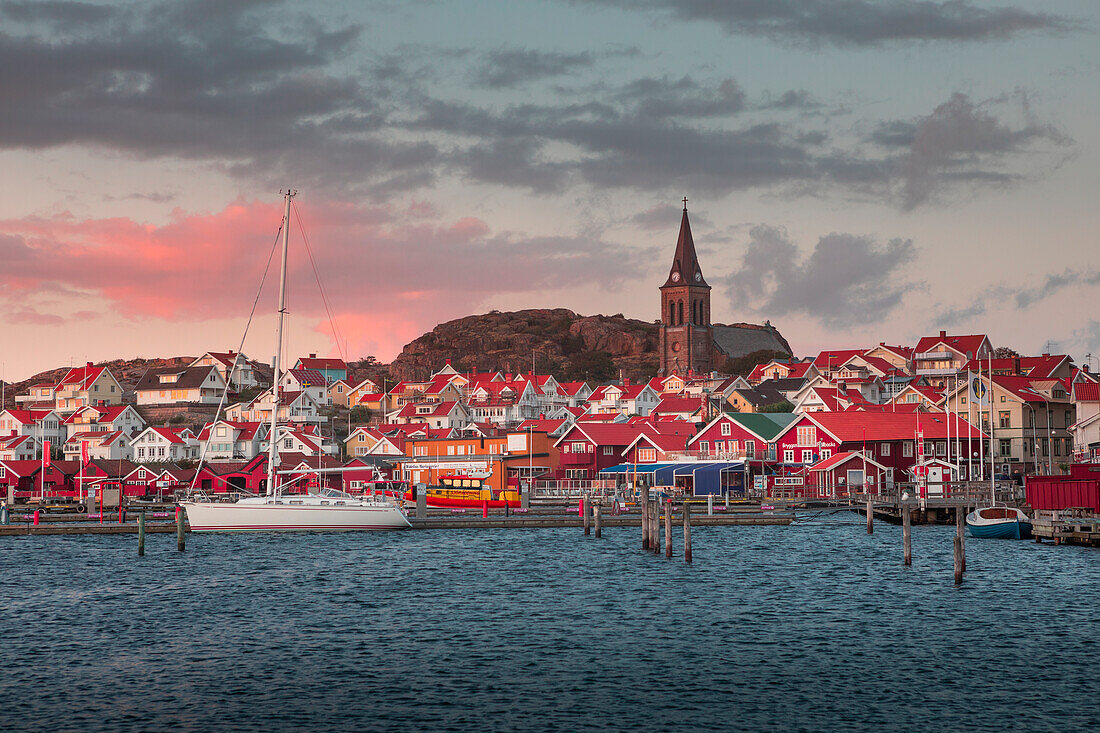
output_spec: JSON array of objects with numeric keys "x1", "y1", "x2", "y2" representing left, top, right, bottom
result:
[{"x1": 1, "y1": 516, "x2": 1097, "y2": 732}]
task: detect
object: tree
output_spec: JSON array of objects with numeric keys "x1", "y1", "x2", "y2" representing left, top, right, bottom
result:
[
  {"x1": 760, "y1": 400, "x2": 794, "y2": 413},
  {"x1": 565, "y1": 350, "x2": 616, "y2": 383},
  {"x1": 993, "y1": 347, "x2": 1020, "y2": 359}
]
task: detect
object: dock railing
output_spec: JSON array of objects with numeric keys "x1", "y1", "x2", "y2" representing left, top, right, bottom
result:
[
  {"x1": 534, "y1": 480, "x2": 617, "y2": 499},
  {"x1": 850, "y1": 481, "x2": 1024, "y2": 507}
]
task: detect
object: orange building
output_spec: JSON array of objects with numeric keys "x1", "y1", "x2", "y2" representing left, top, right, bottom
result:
[{"x1": 401, "y1": 430, "x2": 559, "y2": 493}]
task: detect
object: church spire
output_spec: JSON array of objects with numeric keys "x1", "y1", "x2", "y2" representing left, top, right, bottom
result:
[{"x1": 661, "y1": 197, "x2": 709, "y2": 288}]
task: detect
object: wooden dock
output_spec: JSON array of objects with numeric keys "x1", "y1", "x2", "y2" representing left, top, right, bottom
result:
[
  {"x1": 1032, "y1": 510, "x2": 1100, "y2": 547},
  {"x1": 0, "y1": 509, "x2": 791, "y2": 536}
]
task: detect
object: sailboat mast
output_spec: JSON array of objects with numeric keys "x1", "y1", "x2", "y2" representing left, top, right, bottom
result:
[{"x1": 267, "y1": 189, "x2": 294, "y2": 497}]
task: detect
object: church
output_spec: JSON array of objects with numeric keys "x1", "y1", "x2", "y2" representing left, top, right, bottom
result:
[{"x1": 658, "y1": 201, "x2": 791, "y2": 376}]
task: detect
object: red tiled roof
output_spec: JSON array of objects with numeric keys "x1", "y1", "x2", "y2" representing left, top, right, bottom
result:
[
  {"x1": 57, "y1": 364, "x2": 107, "y2": 389},
  {"x1": 809, "y1": 411, "x2": 984, "y2": 442},
  {"x1": 1074, "y1": 382, "x2": 1099, "y2": 401},
  {"x1": 296, "y1": 357, "x2": 347, "y2": 371},
  {"x1": 653, "y1": 396, "x2": 704, "y2": 415},
  {"x1": 913, "y1": 333, "x2": 988, "y2": 358},
  {"x1": 814, "y1": 350, "x2": 865, "y2": 369},
  {"x1": 961, "y1": 355, "x2": 1068, "y2": 379},
  {"x1": 556, "y1": 423, "x2": 647, "y2": 447},
  {"x1": 286, "y1": 368, "x2": 328, "y2": 386}
]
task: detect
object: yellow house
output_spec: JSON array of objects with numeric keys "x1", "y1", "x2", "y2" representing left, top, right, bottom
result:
[{"x1": 54, "y1": 363, "x2": 124, "y2": 413}]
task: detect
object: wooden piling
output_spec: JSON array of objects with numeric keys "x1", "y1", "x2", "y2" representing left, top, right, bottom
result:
[
  {"x1": 683, "y1": 499, "x2": 692, "y2": 563},
  {"x1": 651, "y1": 500, "x2": 660, "y2": 553},
  {"x1": 866, "y1": 500, "x2": 873, "y2": 534},
  {"x1": 583, "y1": 495, "x2": 591, "y2": 535},
  {"x1": 640, "y1": 487, "x2": 649, "y2": 550},
  {"x1": 902, "y1": 503, "x2": 911, "y2": 566},
  {"x1": 176, "y1": 506, "x2": 185, "y2": 552},
  {"x1": 953, "y1": 535, "x2": 963, "y2": 585},
  {"x1": 593, "y1": 503, "x2": 601, "y2": 538},
  {"x1": 138, "y1": 511, "x2": 145, "y2": 556},
  {"x1": 664, "y1": 500, "x2": 672, "y2": 557},
  {"x1": 956, "y1": 506, "x2": 966, "y2": 572}
]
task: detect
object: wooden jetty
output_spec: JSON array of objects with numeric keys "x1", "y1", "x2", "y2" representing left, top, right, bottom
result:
[{"x1": 1032, "y1": 509, "x2": 1100, "y2": 547}]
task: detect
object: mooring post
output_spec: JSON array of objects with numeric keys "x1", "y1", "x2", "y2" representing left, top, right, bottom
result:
[
  {"x1": 866, "y1": 500, "x2": 874, "y2": 535},
  {"x1": 640, "y1": 486, "x2": 649, "y2": 550},
  {"x1": 664, "y1": 499, "x2": 672, "y2": 558},
  {"x1": 902, "y1": 502, "x2": 912, "y2": 566},
  {"x1": 956, "y1": 506, "x2": 966, "y2": 572},
  {"x1": 594, "y1": 503, "x2": 602, "y2": 538},
  {"x1": 725, "y1": 492, "x2": 729, "y2": 509},
  {"x1": 707, "y1": 494, "x2": 713, "y2": 516},
  {"x1": 416, "y1": 486, "x2": 427, "y2": 519},
  {"x1": 953, "y1": 534, "x2": 963, "y2": 585},
  {"x1": 0, "y1": 502, "x2": 8, "y2": 526},
  {"x1": 583, "y1": 494, "x2": 591, "y2": 535},
  {"x1": 683, "y1": 499, "x2": 692, "y2": 563},
  {"x1": 138, "y1": 511, "x2": 146, "y2": 557},
  {"x1": 33, "y1": 509, "x2": 40, "y2": 526},
  {"x1": 176, "y1": 506, "x2": 185, "y2": 552},
  {"x1": 650, "y1": 499, "x2": 660, "y2": 553}
]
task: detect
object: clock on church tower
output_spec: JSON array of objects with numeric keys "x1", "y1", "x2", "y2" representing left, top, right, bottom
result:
[{"x1": 658, "y1": 198, "x2": 713, "y2": 376}]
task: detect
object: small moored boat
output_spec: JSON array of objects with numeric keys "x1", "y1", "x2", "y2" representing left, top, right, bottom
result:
[{"x1": 966, "y1": 506, "x2": 1032, "y2": 539}]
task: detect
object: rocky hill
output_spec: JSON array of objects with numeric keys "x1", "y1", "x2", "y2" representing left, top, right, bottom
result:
[
  {"x1": 2, "y1": 357, "x2": 194, "y2": 407},
  {"x1": 387, "y1": 309, "x2": 659, "y2": 383},
  {"x1": 386, "y1": 308, "x2": 792, "y2": 383}
]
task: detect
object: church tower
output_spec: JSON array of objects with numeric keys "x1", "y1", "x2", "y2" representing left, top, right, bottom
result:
[{"x1": 659, "y1": 199, "x2": 713, "y2": 376}]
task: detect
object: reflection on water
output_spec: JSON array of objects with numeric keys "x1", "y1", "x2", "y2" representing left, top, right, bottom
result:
[{"x1": 0, "y1": 520, "x2": 1097, "y2": 731}]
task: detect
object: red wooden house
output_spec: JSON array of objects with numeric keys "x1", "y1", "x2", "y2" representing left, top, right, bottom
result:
[
  {"x1": 193, "y1": 456, "x2": 268, "y2": 494},
  {"x1": 553, "y1": 423, "x2": 650, "y2": 480}
]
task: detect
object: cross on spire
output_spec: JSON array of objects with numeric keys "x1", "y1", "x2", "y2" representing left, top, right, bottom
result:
[{"x1": 682, "y1": 196, "x2": 688, "y2": 211}]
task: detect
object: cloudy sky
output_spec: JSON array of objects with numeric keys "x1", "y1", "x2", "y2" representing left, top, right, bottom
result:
[{"x1": 2, "y1": 0, "x2": 1098, "y2": 380}]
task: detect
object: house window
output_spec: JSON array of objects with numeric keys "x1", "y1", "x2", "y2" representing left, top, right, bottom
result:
[
  {"x1": 1000, "y1": 439, "x2": 1012, "y2": 457},
  {"x1": 999, "y1": 411, "x2": 1010, "y2": 429},
  {"x1": 158, "y1": 447, "x2": 165, "y2": 457},
  {"x1": 924, "y1": 441, "x2": 934, "y2": 456},
  {"x1": 797, "y1": 427, "x2": 816, "y2": 446},
  {"x1": 880, "y1": 443, "x2": 890, "y2": 456},
  {"x1": 961, "y1": 396, "x2": 966, "y2": 404},
  {"x1": 783, "y1": 448, "x2": 794, "y2": 463},
  {"x1": 1000, "y1": 396, "x2": 1006, "y2": 402},
  {"x1": 1040, "y1": 438, "x2": 1049, "y2": 457},
  {"x1": 638, "y1": 448, "x2": 656, "y2": 462},
  {"x1": 720, "y1": 422, "x2": 731, "y2": 436},
  {"x1": 801, "y1": 449, "x2": 813, "y2": 463},
  {"x1": 1054, "y1": 439, "x2": 1062, "y2": 457},
  {"x1": 138, "y1": 448, "x2": 145, "y2": 459},
  {"x1": 936, "y1": 442, "x2": 945, "y2": 456},
  {"x1": 698, "y1": 442, "x2": 709, "y2": 452},
  {"x1": 602, "y1": 446, "x2": 614, "y2": 456},
  {"x1": 903, "y1": 442, "x2": 913, "y2": 457}
]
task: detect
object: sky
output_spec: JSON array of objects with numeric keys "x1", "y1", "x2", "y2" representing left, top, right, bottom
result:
[{"x1": 1, "y1": 0, "x2": 1099, "y2": 381}]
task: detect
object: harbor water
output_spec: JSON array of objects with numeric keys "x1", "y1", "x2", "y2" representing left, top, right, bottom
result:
[{"x1": 1, "y1": 516, "x2": 1097, "y2": 731}]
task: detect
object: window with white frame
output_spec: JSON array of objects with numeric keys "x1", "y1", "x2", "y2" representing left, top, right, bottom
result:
[
  {"x1": 602, "y1": 446, "x2": 614, "y2": 455},
  {"x1": 720, "y1": 421, "x2": 731, "y2": 436},
  {"x1": 903, "y1": 441, "x2": 913, "y2": 457},
  {"x1": 783, "y1": 448, "x2": 794, "y2": 463},
  {"x1": 801, "y1": 449, "x2": 813, "y2": 463},
  {"x1": 880, "y1": 443, "x2": 890, "y2": 456},
  {"x1": 820, "y1": 448, "x2": 832, "y2": 460}
]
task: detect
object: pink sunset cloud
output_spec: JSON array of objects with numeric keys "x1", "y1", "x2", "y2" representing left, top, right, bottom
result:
[{"x1": 0, "y1": 197, "x2": 644, "y2": 361}]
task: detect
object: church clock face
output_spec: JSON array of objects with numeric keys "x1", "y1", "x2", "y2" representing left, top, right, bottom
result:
[
  {"x1": 671, "y1": 272, "x2": 680, "y2": 282},
  {"x1": 694, "y1": 271, "x2": 701, "y2": 282},
  {"x1": 671, "y1": 342, "x2": 681, "y2": 352}
]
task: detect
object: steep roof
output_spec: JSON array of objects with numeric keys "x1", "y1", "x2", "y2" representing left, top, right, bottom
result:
[
  {"x1": 661, "y1": 205, "x2": 708, "y2": 288},
  {"x1": 135, "y1": 365, "x2": 219, "y2": 392},
  {"x1": 914, "y1": 333, "x2": 989, "y2": 358},
  {"x1": 296, "y1": 356, "x2": 347, "y2": 371},
  {"x1": 1074, "y1": 382, "x2": 1099, "y2": 402},
  {"x1": 808, "y1": 411, "x2": 984, "y2": 442}
]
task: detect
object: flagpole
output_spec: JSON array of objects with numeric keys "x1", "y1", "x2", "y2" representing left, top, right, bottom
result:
[
  {"x1": 967, "y1": 369, "x2": 973, "y2": 482},
  {"x1": 977, "y1": 369, "x2": 984, "y2": 481},
  {"x1": 988, "y1": 351, "x2": 995, "y2": 501}
]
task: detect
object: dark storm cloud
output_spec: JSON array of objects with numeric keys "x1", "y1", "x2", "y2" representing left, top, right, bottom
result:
[
  {"x1": 0, "y1": 0, "x2": 439, "y2": 193},
  {"x1": 574, "y1": 0, "x2": 1066, "y2": 46},
  {"x1": 473, "y1": 49, "x2": 596, "y2": 88},
  {"x1": 872, "y1": 93, "x2": 1073, "y2": 210},
  {"x1": 613, "y1": 76, "x2": 746, "y2": 118},
  {"x1": 629, "y1": 203, "x2": 711, "y2": 230},
  {"x1": 725, "y1": 225, "x2": 918, "y2": 328},
  {"x1": 0, "y1": 0, "x2": 115, "y2": 25}
]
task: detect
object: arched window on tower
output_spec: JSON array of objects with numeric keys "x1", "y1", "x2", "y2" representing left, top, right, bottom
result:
[
  {"x1": 669, "y1": 301, "x2": 675, "y2": 325},
  {"x1": 692, "y1": 300, "x2": 698, "y2": 325},
  {"x1": 677, "y1": 301, "x2": 684, "y2": 326}
]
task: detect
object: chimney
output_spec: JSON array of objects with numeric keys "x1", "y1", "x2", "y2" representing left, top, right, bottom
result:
[
  {"x1": 838, "y1": 380, "x2": 847, "y2": 392},
  {"x1": 623, "y1": 377, "x2": 631, "y2": 386},
  {"x1": 86, "y1": 361, "x2": 93, "y2": 369},
  {"x1": 939, "y1": 330, "x2": 946, "y2": 339},
  {"x1": 1042, "y1": 353, "x2": 1049, "y2": 358},
  {"x1": 309, "y1": 353, "x2": 317, "y2": 359},
  {"x1": 879, "y1": 342, "x2": 885, "y2": 346},
  {"x1": 539, "y1": 413, "x2": 545, "y2": 420},
  {"x1": 1013, "y1": 357, "x2": 1021, "y2": 375}
]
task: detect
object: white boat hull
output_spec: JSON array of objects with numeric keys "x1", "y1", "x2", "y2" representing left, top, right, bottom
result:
[{"x1": 181, "y1": 499, "x2": 411, "y2": 532}]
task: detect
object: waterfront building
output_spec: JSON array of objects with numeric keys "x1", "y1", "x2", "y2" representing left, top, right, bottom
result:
[
  {"x1": 912, "y1": 331, "x2": 993, "y2": 387},
  {"x1": 1070, "y1": 381, "x2": 1100, "y2": 462},
  {"x1": 63, "y1": 430, "x2": 132, "y2": 461},
  {"x1": 189, "y1": 350, "x2": 268, "y2": 390},
  {"x1": 129, "y1": 426, "x2": 198, "y2": 463},
  {"x1": 400, "y1": 430, "x2": 558, "y2": 491}
]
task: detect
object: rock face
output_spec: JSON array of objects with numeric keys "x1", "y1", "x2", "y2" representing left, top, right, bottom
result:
[{"x1": 388, "y1": 309, "x2": 660, "y2": 382}]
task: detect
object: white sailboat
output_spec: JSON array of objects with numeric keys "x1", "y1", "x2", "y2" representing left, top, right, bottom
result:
[{"x1": 182, "y1": 191, "x2": 410, "y2": 532}]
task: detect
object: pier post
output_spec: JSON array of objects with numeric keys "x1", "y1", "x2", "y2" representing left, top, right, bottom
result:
[
  {"x1": 639, "y1": 486, "x2": 648, "y2": 550},
  {"x1": 725, "y1": 492, "x2": 729, "y2": 509},
  {"x1": 416, "y1": 486, "x2": 427, "y2": 520},
  {"x1": 650, "y1": 499, "x2": 660, "y2": 553},
  {"x1": 0, "y1": 503, "x2": 7, "y2": 525},
  {"x1": 683, "y1": 499, "x2": 692, "y2": 563},
  {"x1": 902, "y1": 503, "x2": 912, "y2": 566},
  {"x1": 33, "y1": 509, "x2": 40, "y2": 526},
  {"x1": 866, "y1": 500, "x2": 873, "y2": 534},
  {"x1": 594, "y1": 503, "x2": 602, "y2": 539},
  {"x1": 664, "y1": 500, "x2": 672, "y2": 557},
  {"x1": 138, "y1": 511, "x2": 146, "y2": 557},
  {"x1": 521, "y1": 480, "x2": 530, "y2": 510},
  {"x1": 953, "y1": 535, "x2": 963, "y2": 585},
  {"x1": 956, "y1": 506, "x2": 966, "y2": 572},
  {"x1": 176, "y1": 506, "x2": 185, "y2": 552},
  {"x1": 583, "y1": 495, "x2": 591, "y2": 535},
  {"x1": 707, "y1": 494, "x2": 713, "y2": 516}
]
